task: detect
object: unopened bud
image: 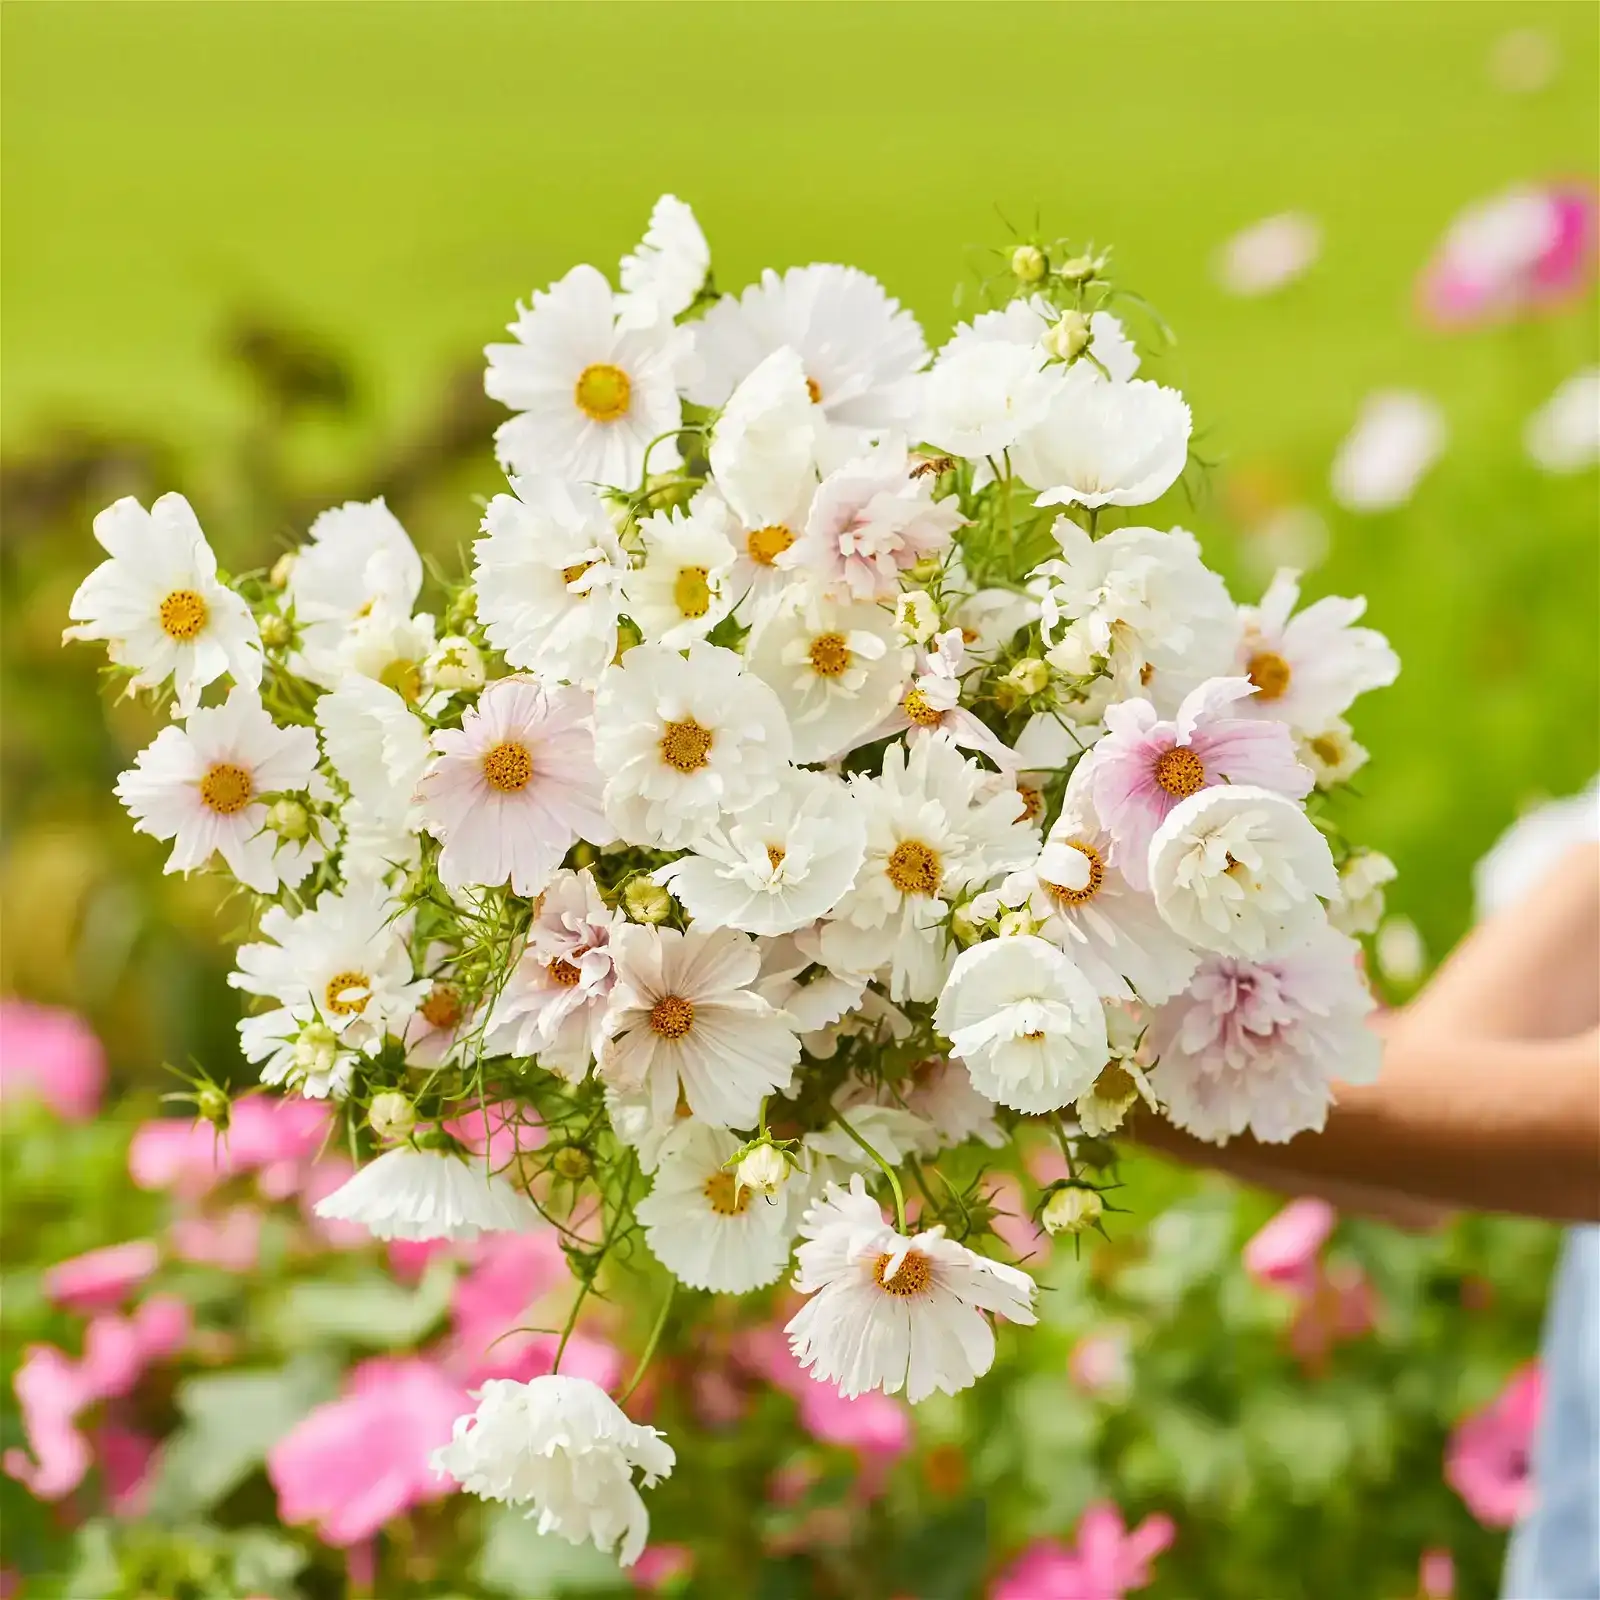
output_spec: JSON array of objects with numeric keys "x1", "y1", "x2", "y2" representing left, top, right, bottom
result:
[
  {"x1": 1042, "y1": 1184, "x2": 1104, "y2": 1237},
  {"x1": 551, "y1": 1145, "x2": 593, "y2": 1182},
  {"x1": 1002, "y1": 657, "x2": 1051, "y2": 698},
  {"x1": 950, "y1": 903, "x2": 986, "y2": 947},
  {"x1": 425, "y1": 634, "x2": 485, "y2": 692},
  {"x1": 613, "y1": 618, "x2": 643, "y2": 663},
  {"x1": 1044, "y1": 310, "x2": 1093, "y2": 364},
  {"x1": 266, "y1": 798, "x2": 310, "y2": 842},
  {"x1": 258, "y1": 612, "x2": 293, "y2": 650},
  {"x1": 735, "y1": 1144, "x2": 789, "y2": 1198},
  {"x1": 1011, "y1": 244, "x2": 1047, "y2": 284},
  {"x1": 907, "y1": 555, "x2": 945, "y2": 585},
  {"x1": 1058, "y1": 253, "x2": 1099, "y2": 285},
  {"x1": 996, "y1": 910, "x2": 1034, "y2": 939},
  {"x1": 895, "y1": 590, "x2": 939, "y2": 644},
  {"x1": 367, "y1": 1091, "x2": 415, "y2": 1142},
  {"x1": 269, "y1": 551, "x2": 298, "y2": 590},
  {"x1": 623, "y1": 877, "x2": 674, "y2": 925},
  {"x1": 445, "y1": 588, "x2": 478, "y2": 631},
  {"x1": 196, "y1": 1084, "x2": 231, "y2": 1130},
  {"x1": 294, "y1": 1022, "x2": 338, "y2": 1078}
]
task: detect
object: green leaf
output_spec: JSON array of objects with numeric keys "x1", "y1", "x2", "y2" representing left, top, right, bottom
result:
[
  {"x1": 475, "y1": 1505, "x2": 623, "y2": 1596},
  {"x1": 267, "y1": 1256, "x2": 455, "y2": 1348}
]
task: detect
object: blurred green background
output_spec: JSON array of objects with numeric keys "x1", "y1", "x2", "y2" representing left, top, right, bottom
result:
[{"x1": 3, "y1": 0, "x2": 1597, "y2": 1067}]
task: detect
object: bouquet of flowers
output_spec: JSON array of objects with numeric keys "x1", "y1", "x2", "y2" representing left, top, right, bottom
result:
[{"x1": 64, "y1": 195, "x2": 1399, "y2": 1568}]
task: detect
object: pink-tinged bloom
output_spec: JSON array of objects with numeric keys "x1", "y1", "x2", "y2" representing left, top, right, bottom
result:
[
  {"x1": 986, "y1": 1172, "x2": 1050, "y2": 1265},
  {"x1": 169, "y1": 1207, "x2": 264, "y2": 1273},
  {"x1": 1418, "y1": 1548, "x2": 1456, "y2": 1598},
  {"x1": 416, "y1": 674, "x2": 609, "y2": 899},
  {"x1": 445, "y1": 1099, "x2": 547, "y2": 1171},
  {"x1": 447, "y1": 1229, "x2": 572, "y2": 1382},
  {"x1": 1446, "y1": 1363, "x2": 1542, "y2": 1528},
  {"x1": 1085, "y1": 677, "x2": 1311, "y2": 889},
  {"x1": 869, "y1": 629, "x2": 1017, "y2": 768},
  {"x1": 387, "y1": 1237, "x2": 455, "y2": 1282},
  {"x1": 0, "y1": 1001, "x2": 105, "y2": 1121},
  {"x1": 128, "y1": 1097, "x2": 332, "y2": 1196},
  {"x1": 1069, "y1": 1328, "x2": 1132, "y2": 1399},
  {"x1": 1419, "y1": 183, "x2": 1597, "y2": 328},
  {"x1": 267, "y1": 1357, "x2": 470, "y2": 1546},
  {"x1": 992, "y1": 1502, "x2": 1175, "y2": 1600},
  {"x1": 1243, "y1": 1198, "x2": 1336, "y2": 1297},
  {"x1": 797, "y1": 1383, "x2": 913, "y2": 1462},
  {"x1": 97, "y1": 1423, "x2": 159, "y2": 1518},
  {"x1": 631, "y1": 1543, "x2": 695, "y2": 1593},
  {"x1": 1286, "y1": 1260, "x2": 1377, "y2": 1372},
  {"x1": 43, "y1": 1241, "x2": 159, "y2": 1313},
  {"x1": 300, "y1": 1157, "x2": 372, "y2": 1251}
]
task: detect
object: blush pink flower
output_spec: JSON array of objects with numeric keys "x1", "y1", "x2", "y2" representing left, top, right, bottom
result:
[
  {"x1": 1069, "y1": 1328, "x2": 1132, "y2": 1399},
  {"x1": 631, "y1": 1543, "x2": 694, "y2": 1593},
  {"x1": 1086, "y1": 678, "x2": 1311, "y2": 888},
  {"x1": 986, "y1": 1172, "x2": 1050, "y2": 1265},
  {"x1": 1243, "y1": 1198, "x2": 1336, "y2": 1298},
  {"x1": 1286, "y1": 1260, "x2": 1377, "y2": 1373},
  {"x1": 128, "y1": 1097, "x2": 332, "y2": 1196},
  {"x1": 868, "y1": 629, "x2": 1017, "y2": 769},
  {"x1": 445, "y1": 1098, "x2": 547, "y2": 1172},
  {"x1": 1418, "y1": 1547, "x2": 1456, "y2": 1598},
  {"x1": 170, "y1": 1207, "x2": 264, "y2": 1273},
  {"x1": 1445, "y1": 1362, "x2": 1542, "y2": 1528},
  {"x1": 43, "y1": 1241, "x2": 159, "y2": 1313},
  {"x1": 96, "y1": 1422, "x2": 159, "y2": 1518},
  {"x1": 0, "y1": 1001, "x2": 105, "y2": 1121},
  {"x1": 992, "y1": 1502, "x2": 1175, "y2": 1600},
  {"x1": 267, "y1": 1357, "x2": 470, "y2": 1546},
  {"x1": 797, "y1": 1382, "x2": 913, "y2": 1462}
]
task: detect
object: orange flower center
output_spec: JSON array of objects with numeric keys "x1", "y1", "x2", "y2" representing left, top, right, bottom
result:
[
  {"x1": 1247, "y1": 650, "x2": 1292, "y2": 700},
  {"x1": 323, "y1": 970, "x2": 370, "y2": 1017},
  {"x1": 765, "y1": 844, "x2": 787, "y2": 871},
  {"x1": 873, "y1": 1250, "x2": 933, "y2": 1298},
  {"x1": 746, "y1": 524, "x2": 794, "y2": 566},
  {"x1": 648, "y1": 994, "x2": 695, "y2": 1040},
  {"x1": 199, "y1": 762, "x2": 254, "y2": 816},
  {"x1": 703, "y1": 1170, "x2": 751, "y2": 1217},
  {"x1": 672, "y1": 565, "x2": 712, "y2": 620},
  {"x1": 807, "y1": 632, "x2": 851, "y2": 678},
  {"x1": 804, "y1": 375, "x2": 823, "y2": 405},
  {"x1": 574, "y1": 362, "x2": 631, "y2": 422},
  {"x1": 1016, "y1": 782, "x2": 1043, "y2": 823},
  {"x1": 483, "y1": 740, "x2": 534, "y2": 793},
  {"x1": 1153, "y1": 745, "x2": 1206, "y2": 799},
  {"x1": 547, "y1": 957, "x2": 583, "y2": 988},
  {"x1": 903, "y1": 687, "x2": 943, "y2": 728},
  {"x1": 1043, "y1": 841, "x2": 1105, "y2": 907},
  {"x1": 419, "y1": 982, "x2": 464, "y2": 1031},
  {"x1": 659, "y1": 718, "x2": 713, "y2": 774},
  {"x1": 159, "y1": 588, "x2": 208, "y2": 641},
  {"x1": 886, "y1": 839, "x2": 941, "y2": 897}
]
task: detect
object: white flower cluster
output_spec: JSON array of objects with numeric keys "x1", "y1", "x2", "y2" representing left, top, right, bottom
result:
[{"x1": 67, "y1": 196, "x2": 1400, "y2": 1565}]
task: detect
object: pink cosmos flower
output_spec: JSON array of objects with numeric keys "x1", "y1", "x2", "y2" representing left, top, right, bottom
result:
[
  {"x1": 1069, "y1": 1328, "x2": 1132, "y2": 1399},
  {"x1": 1085, "y1": 677, "x2": 1311, "y2": 889},
  {"x1": 986, "y1": 1172, "x2": 1050, "y2": 1265},
  {"x1": 992, "y1": 1502, "x2": 1175, "y2": 1600},
  {"x1": 445, "y1": 1098, "x2": 547, "y2": 1171},
  {"x1": 868, "y1": 629, "x2": 1017, "y2": 768},
  {"x1": 1286, "y1": 1260, "x2": 1377, "y2": 1372},
  {"x1": 170, "y1": 1207, "x2": 264, "y2": 1273},
  {"x1": 1419, "y1": 183, "x2": 1597, "y2": 328},
  {"x1": 1418, "y1": 1548, "x2": 1456, "y2": 1598},
  {"x1": 797, "y1": 1382, "x2": 913, "y2": 1461},
  {"x1": 128, "y1": 1096, "x2": 331, "y2": 1196},
  {"x1": 631, "y1": 1544, "x2": 695, "y2": 1593},
  {"x1": 267, "y1": 1357, "x2": 470, "y2": 1546},
  {"x1": 43, "y1": 1241, "x2": 159, "y2": 1313},
  {"x1": 1445, "y1": 1362, "x2": 1542, "y2": 1527},
  {"x1": 387, "y1": 1237, "x2": 454, "y2": 1281},
  {"x1": 97, "y1": 1423, "x2": 159, "y2": 1518},
  {"x1": 415, "y1": 674, "x2": 608, "y2": 898},
  {"x1": 1243, "y1": 1198, "x2": 1337, "y2": 1298},
  {"x1": 0, "y1": 1001, "x2": 105, "y2": 1121}
]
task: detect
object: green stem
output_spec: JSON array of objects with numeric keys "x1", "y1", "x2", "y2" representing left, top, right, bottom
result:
[
  {"x1": 553, "y1": 1151, "x2": 634, "y2": 1372},
  {"x1": 618, "y1": 1279, "x2": 676, "y2": 1405},
  {"x1": 833, "y1": 1115, "x2": 907, "y2": 1232}
]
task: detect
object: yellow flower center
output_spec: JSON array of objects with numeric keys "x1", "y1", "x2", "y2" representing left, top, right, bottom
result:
[
  {"x1": 903, "y1": 687, "x2": 943, "y2": 728},
  {"x1": 673, "y1": 565, "x2": 712, "y2": 620},
  {"x1": 379, "y1": 657, "x2": 424, "y2": 705},
  {"x1": 1017, "y1": 783, "x2": 1043, "y2": 823},
  {"x1": 703, "y1": 1170, "x2": 751, "y2": 1217},
  {"x1": 324, "y1": 970, "x2": 371, "y2": 1018},
  {"x1": 547, "y1": 957, "x2": 583, "y2": 988},
  {"x1": 805, "y1": 375, "x2": 823, "y2": 405},
  {"x1": 807, "y1": 632, "x2": 851, "y2": 679},
  {"x1": 1043, "y1": 841, "x2": 1106, "y2": 907},
  {"x1": 561, "y1": 559, "x2": 596, "y2": 588},
  {"x1": 873, "y1": 1250, "x2": 933, "y2": 1298},
  {"x1": 159, "y1": 588, "x2": 209, "y2": 642},
  {"x1": 574, "y1": 362, "x2": 631, "y2": 422},
  {"x1": 886, "y1": 839, "x2": 941, "y2": 897},
  {"x1": 1153, "y1": 745, "x2": 1206, "y2": 799},
  {"x1": 1093, "y1": 1061, "x2": 1137, "y2": 1103},
  {"x1": 659, "y1": 718, "x2": 714, "y2": 774},
  {"x1": 1247, "y1": 650, "x2": 1292, "y2": 700},
  {"x1": 419, "y1": 982, "x2": 464, "y2": 1031},
  {"x1": 199, "y1": 762, "x2": 254, "y2": 816},
  {"x1": 482, "y1": 740, "x2": 534, "y2": 793},
  {"x1": 648, "y1": 994, "x2": 695, "y2": 1040},
  {"x1": 1309, "y1": 733, "x2": 1343, "y2": 766},
  {"x1": 746, "y1": 524, "x2": 794, "y2": 567},
  {"x1": 765, "y1": 844, "x2": 787, "y2": 871}
]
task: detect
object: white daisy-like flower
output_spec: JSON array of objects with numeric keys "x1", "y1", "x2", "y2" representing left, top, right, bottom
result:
[
  {"x1": 744, "y1": 584, "x2": 908, "y2": 765},
  {"x1": 593, "y1": 641, "x2": 791, "y2": 849},
  {"x1": 616, "y1": 193, "x2": 710, "y2": 328},
  {"x1": 933, "y1": 935, "x2": 1109, "y2": 1113},
  {"x1": 947, "y1": 584, "x2": 1041, "y2": 659},
  {"x1": 654, "y1": 768, "x2": 866, "y2": 936},
  {"x1": 432, "y1": 1376, "x2": 674, "y2": 1569},
  {"x1": 689, "y1": 263, "x2": 927, "y2": 440},
  {"x1": 230, "y1": 881, "x2": 425, "y2": 1097},
  {"x1": 331, "y1": 601, "x2": 437, "y2": 704},
  {"x1": 784, "y1": 444, "x2": 964, "y2": 603},
  {"x1": 1329, "y1": 390, "x2": 1446, "y2": 514},
  {"x1": 484, "y1": 868, "x2": 622, "y2": 1080},
  {"x1": 752, "y1": 930, "x2": 871, "y2": 1047},
  {"x1": 1149, "y1": 921, "x2": 1380, "y2": 1144},
  {"x1": 785, "y1": 1175, "x2": 1037, "y2": 1402},
  {"x1": 869, "y1": 628, "x2": 1017, "y2": 769},
  {"x1": 1034, "y1": 521, "x2": 1239, "y2": 713},
  {"x1": 1012, "y1": 368, "x2": 1191, "y2": 509},
  {"x1": 1525, "y1": 367, "x2": 1600, "y2": 474},
  {"x1": 1148, "y1": 785, "x2": 1339, "y2": 960},
  {"x1": 635, "y1": 1120, "x2": 798, "y2": 1292},
  {"x1": 401, "y1": 950, "x2": 480, "y2": 1069},
  {"x1": 486, "y1": 263, "x2": 695, "y2": 487},
  {"x1": 819, "y1": 735, "x2": 1038, "y2": 1003},
  {"x1": 1296, "y1": 718, "x2": 1370, "y2": 789},
  {"x1": 621, "y1": 499, "x2": 738, "y2": 647},
  {"x1": 939, "y1": 298, "x2": 1140, "y2": 383},
  {"x1": 473, "y1": 475, "x2": 629, "y2": 690},
  {"x1": 801, "y1": 1103, "x2": 936, "y2": 1194},
  {"x1": 65, "y1": 493, "x2": 262, "y2": 716},
  {"x1": 1233, "y1": 569, "x2": 1399, "y2": 732},
  {"x1": 598, "y1": 923, "x2": 800, "y2": 1129},
  {"x1": 708, "y1": 346, "x2": 820, "y2": 555},
  {"x1": 115, "y1": 686, "x2": 322, "y2": 893},
  {"x1": 416, "y1": 675, "x2": 608, "y2": 899},
  {"x1": 312, "y1": 1146, "x2": 538, "y2": 1241},
  {"x1": 1328, "y1": 848, "x2": 1398, "y2": 938},
  {"x1": 284, "y1": 498, "x2": 423, "y2": 688},
  {"x1": 1073, "y1": 1002, "x2": 1159, "y2": 1136},
  {"x1": 915, "y1": 337, "x2": 1061, "y2": 463}
]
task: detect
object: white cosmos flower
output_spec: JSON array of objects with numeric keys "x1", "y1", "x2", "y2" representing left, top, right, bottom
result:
[
  {"x1": 752, "y1": 930, "x2": 871, "y2": 1047},
  {"x1": 1214, "y1": 212, "x2": 1322, "y2": 297},
  {"x1": 1328, "y1": 848, "x2": 1398, "y2": 938},
  {"x1": 635, "y1": 1120, "x2": 798, "y2": 1292},
  {"x1": 598, "y1": 923, "x2": 800, "y2": 1129},
  {"x1": 820, "y1": 735, "x2": 1038, "y2": 1003},
  {"x1": 785, "y1": 1175, "x2": 1037, "y2": 1403},
  {"x1": 622, "y1": 499, "x2": 737, "y2": 647},
  {"x1": 1149, "y1": 921, "x2": 1380, "y2": 1144},
  {"x1": 65, "y1": 493, "x2": 262, "y2": 716},
  {"x1": 594, "y1": 641, "x2": 791, "y2": 848},
  {"x1": 939, "y1": 298, "x2": 1140, "y2": 383},
  {"x1": 689, "y1": 263, "x2": 927, "y2": 441},
  {"x1": 313, "y1": 1146, "x2": 538, "y2": 1241},
  {"x1": 230, "y1": 881, "x2": 425, "y2": 1097},
  {"x1": 616, "y1": 193, "x2": 710, "y2": 328},
  {"x1": 473, "y1": 477, "x2": 629, "y2": 689},
  {"x1": 1233, "y1": 569, "x2": 1399, "y2": 732},
  {"x1": 284, "y1": 499, "x2": 423, "y2": 688},
  {"x1": 486, "y1": 263, "x2": 695, "y2": 488},
  {"x1": 1073, "y1": 1002, "x2": 1159, "y2": 1136},
  {"x1": 869, "y1": 628, "x2": 1017, "y2": 769},
  {"x1": 708, "y1": 346, "x2": 821, "y2": 550},
  {"x1": 1149, "y1": 786, "x2": 1339, "y2": 960},
  {"x1": 916, "y1": 337, "x2": 1061, "y2": 460},
  {"x1": 1296, "y1": 718, "x2": 1369, "y2": 790},
  {"x1": 1329, "y1": 390, "x2": 1446, "y2": 513},
  {"x1": 1035, "y1": 521, "x2": 1239, "y2": 713},
  {"x1": 331, "y1": 601, "x2": 437, "y2": 704},
  {"x1": 432, "y1": 1376, "x2": 674, "y2": 1569},
  {"x1": 744, "y1": 584, "x2": 907, "y2": 764},
  {"x1": 1524, "y1": 367, "x2": 1600, "y2": 475},
  {"x1": 416, "y1": 675, "x2": 609, "y2": 898},
  {"x1": 934, "y1": 935, "x2": 1109, "y2": 1113},
  {"x1": 484, "y1": 868, "x2": 622, "y2": 1080},
  {"x1": 654, "y1": 769, "x2": 866, "y2": 936},
  {"x1": 115, "y1": 686, "x2": 322, "y2": 893}
]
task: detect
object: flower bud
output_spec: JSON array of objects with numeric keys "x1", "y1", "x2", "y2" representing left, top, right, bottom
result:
[
  {"x1": 551, "y1": 1145, "x2": 593, "y2": 1181},
  {"x1": 258, "y1": 612, "x2": 293, "y2": 650},
  {"x1": 623, "y1": 877, "x2": 674, "y2": 925},
  {"x1": 445, "y1": 587, "x2": 478, "y2": 631},
  {"x1": 996, "y1": 909, "x2": 1034, "y2": 939},
  {"x1": 907, "y1": 554, "x2": 946, "y2": 585},
  {"x1": 1011, "y1": 244, "x2": 1047, "y2": 284},
  {"x1": 1044, "y1": 310, "x2": 1094, "y2": 364},
  {"x1": 1058, "y1": 253, "x2": 1099, "y2": 285},
  {"x1": 613, "y1": 618, "x2": 643, "y2": 663},
  {"x1": 425, "y1": 634, "x2": 486, "y2": 693},
  {"x1": 1002, "y1": 657, "x2": 1051, "y2": 698},
  {"x1": 895, "y1": 590, "x2": 939, "y2": 644},
  {"x1": 293, "y1": 1022, "x2": 338, "y2": 1079},
  {"x1": 950, "y1": 902, "x2": 986, "y2": 947},
  {"x1": 367, "y1": 1090, "x2": 415, "y2": 1142},
  {"x1": 266, "y1": 798, "x2": 310, "y2": 842},
  {"x1": 735, "y1": 1144, "x2": 789, "y2": 1198},
  {"x1": 195, "y1": 1084, "x2": 231, "y2": 1130},
  {"x1": 1042, "y1": 1184, "x2": 1104, "y2": 1237},
  {"x1": 269, "y1": 551, "x2": 298, "y2": 590}
]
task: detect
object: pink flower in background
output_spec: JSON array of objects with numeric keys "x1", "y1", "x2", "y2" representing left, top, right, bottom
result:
[
  {"x1": 986, "y1": 1173, "x2": 1050, "y2": 1266},
  {"x1": 1446, "y1": 1362, "x2": 1542, "y2": 1527},
  {"x1": 1244, "y1": 1199, "x2": 1375, "y2": 1369},
  {"x1": 992, "y1": 1502, "x2": 1175, "y2": 1600},
  {"x1": 0, "y1": 1001, "x2": 105, "y2": 1121},
  {"x1": 797, "y1": 1382, "x2": 912, "y2": 1461},
  {"x1": 1243, "y1": 1198, "x2": 1336, "y2": 1297},
  {"x1": 630, "y1": 1543, "x2": 694, "y2": 1593},
  {"x1": 96, "y1": 1423, "x2": 159, "y2": 1517},
  {"x1": 43, "y1": 1241, "x2": 159, "y2": 1313},
  {"x1": 169, "y1": 1207, "x2": 264, "y2": 1273},
  {"x1": 1069, "y1": 1328, "x2": 1132, "y2": 1399},
  {"x1": 387, "y1": 1237, "x2": 454, "y2": 1282},
  {"x1": 128, "y1": 1096, "x2": 331, "y2": 1196},
  {"x1": 446, "y1": 1098, "x2": 546, "y2": 1170},
  {"x1": 1287, "y1": 1259, "x2": 1377, "y2": 1372},
  {"x1": 267, "y1": 1356, "x2": 469, "y2": 1546},
  {"x1": 1419, "y1": 182, "x2": 1598, "y2": 327},
  {"x1": 1418, "y1": 1548, "x2": 1456, "y2": 1598}
]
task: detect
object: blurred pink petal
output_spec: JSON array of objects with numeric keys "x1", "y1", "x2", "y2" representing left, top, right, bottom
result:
[
  {"x1": 991, "y1": 1539, "x2": 1081, "y2": 1600},
  {"x1": 630, "y1": 1543, "x2": 694, "y2": 1592},
  {"x1": 1069, "y1": 1328, "x2": 1132, "y2": 1398},
  {"x1": 798, "y1": 1382, "x2": 912, "y2": 1460},
  {"x1": 1419, "y1": 1547, "x2": 1456, "y2": 1599},
  {"x1": 43, "y1": 1241, "x2": 158, "y2": 1313},
  {"x1": 0, "y1": 1001, "x2": 105, "y2": 1121},
  {"x1": 1243, "y1": 1197, "x2": 1336, "y2": 1297},
  {"x1": 987, "y1": 1173, "x2": 1050, "y2": 1265},
  {"x1": 992, "y1": 1504, "x2": 1175, "y2": 1600},
  {"x1": 1446, "y1": 1362, "x2": 1542, "y2": 1527},
  {"x1": 3, "y1": 1346, "x2": 96, "y2": 1499},
  {"x1": 446, "y1": 1100, "x2": 545, "y2": 1169},
  {"x1": 169, "y1": 1207, "x2": 263, "y2": 1273},
  {"x1": 387, "y1": 1237, "x2": 455, "y2": 1282},
  {"x1": 96, "y1": 1423, "x2": 158, "y2": 1518},
  {"x1": 129, "y1": 1098, "x2": 332, "y2": 1197}
]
